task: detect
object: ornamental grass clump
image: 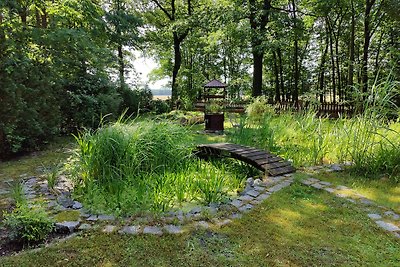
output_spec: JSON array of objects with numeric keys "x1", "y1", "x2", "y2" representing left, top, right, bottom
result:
[{"x1": 73, "y1": 118, "x2": 252, "y2": 215}]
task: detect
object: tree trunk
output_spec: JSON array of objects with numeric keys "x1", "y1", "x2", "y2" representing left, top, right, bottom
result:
[
  {"x1": 252, "y1": 48, "x2": 263, "y2": 97},
  {"x1": 118, "y1": 45, "x2": 125, "y2": 90},
  {"x1": 347, "y1": 0, "x2": 355, "y2": 97},
  {"x1": 327, "y1": 19, "x2": 336, "y2": 103},
  {"x1": 277, "y1": 48, "x2": 285, "y2": 101},
  {"x1": 292, "y1": 0, "x2": 299, "y2": 103},
  {"x1": 362, "y1": 0, "x2": 375, "y2": 94},
  {"x1": 273, "y1": 50, "x2": 280, "y2": 102},
  {"x1": 319, "y1": 38, "x2": 329, "y2": 103},
  {"x1": 172, "y1": 32, "x2": 182, "y2": 103}
]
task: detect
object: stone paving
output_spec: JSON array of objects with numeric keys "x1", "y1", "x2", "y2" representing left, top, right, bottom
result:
[
  {"x1": 300, "y1": 164, "x2": 400, "y2": 239},
  {"x1": 15, "y1": 172, "x2": 295, "y2": 237},
  {"x1": 8, "y1": 162, "x2": 400, "y2": 240}
]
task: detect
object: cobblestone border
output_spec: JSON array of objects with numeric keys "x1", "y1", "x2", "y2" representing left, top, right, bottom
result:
[
  {"x1": 18, "y1": 173, "x2": 295, "y2": 236},
  {"x1": 17, "y1": 163, "x2": 399, "y2": 239},
  {"x1": 300, "y1": 165, "x2": 400, "y2": 239}
]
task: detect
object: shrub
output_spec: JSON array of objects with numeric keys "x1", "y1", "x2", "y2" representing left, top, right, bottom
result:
[
  {"x1": 119, "y1": 86, "x2": 153, "y2": 116},
  {"x1": 3, "y1": 203, "x2": 54, "y2": 243},
  {"x1": 151, "y1": 99, "x2": 171, "y2": 114},
  {"x1": 246, "y1": 96, "x2": 275, "y2": 124}
]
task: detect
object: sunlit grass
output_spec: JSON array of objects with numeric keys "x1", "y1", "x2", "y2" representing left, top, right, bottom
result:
[{"x1": 2, "y1": 183, "x2": 398, "y2": 266}]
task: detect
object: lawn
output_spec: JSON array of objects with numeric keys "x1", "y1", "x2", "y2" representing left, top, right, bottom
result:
[
  {"x1": 1, "y1": 183, "x2": 399, "y2": 266},
  {"x1": 1, "y1": 114, "x2": 399, "y2": 266}
]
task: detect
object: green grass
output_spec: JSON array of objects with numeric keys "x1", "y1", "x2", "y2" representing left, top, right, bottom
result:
[
  {"x1": 1, "y1": 183, "x2": 399, "y2": 266},
  {"x1": 307, "y1": 171, "x2": 400, "y2": 213}
]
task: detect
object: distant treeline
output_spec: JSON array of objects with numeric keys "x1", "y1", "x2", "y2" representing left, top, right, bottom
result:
[{"x1": 151, "y1": 89, "x2": 172, "y2": 96}]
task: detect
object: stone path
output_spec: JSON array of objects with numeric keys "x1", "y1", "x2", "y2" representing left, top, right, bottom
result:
[
  {"x1": 300, "y1": 164, "x2": 400, "y2": 239},
  {"x1": 8, "y1": 162, "x2": 400, "y2": 240},
  {"x1": 15, "y1": 172, "x2": 295, "y2": 236}
]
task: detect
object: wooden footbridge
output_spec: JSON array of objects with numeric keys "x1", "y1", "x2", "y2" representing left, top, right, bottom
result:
[{"x1": 196, "y1": 143, "x2": 295, "y2": 176}]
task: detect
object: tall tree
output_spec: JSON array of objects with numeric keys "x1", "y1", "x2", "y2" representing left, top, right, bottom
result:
[{"x1": 248, "y1": 0, "x2": 271, "y2": 97}]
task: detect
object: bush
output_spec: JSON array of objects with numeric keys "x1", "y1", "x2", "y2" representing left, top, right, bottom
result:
[
  {"x1": 61, "y1": 74, "x2": 121, "y2": 131},
  {"x1": 3, "y1": 203, "x2": 54, "y2": 243},
  {"x1": 246, "y1": 96, "x2": 275, "y2": 124},
  {"x1": 119, "y1": 86, "x2": 153, "y2": 116},
  {"x1": 151, "y1": 99, "x2": 171, "y2": 114}
]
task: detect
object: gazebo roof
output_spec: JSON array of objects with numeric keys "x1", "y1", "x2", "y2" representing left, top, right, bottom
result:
[{"x1": 204, "y1": 79, "x2": 227, "y2": 88}]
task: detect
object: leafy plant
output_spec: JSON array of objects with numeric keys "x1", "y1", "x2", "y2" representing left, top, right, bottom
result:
[
  {"x1": 9, "y1": 180, "x2": 26, "y2": 205},
  {"x1": 3, "y1": 202, "x2": 54, "y2": 243}
]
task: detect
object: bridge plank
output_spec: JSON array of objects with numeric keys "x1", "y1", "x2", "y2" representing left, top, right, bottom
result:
[{"x1": 196, "y1": 143, "x2": 295, "y2": 176}]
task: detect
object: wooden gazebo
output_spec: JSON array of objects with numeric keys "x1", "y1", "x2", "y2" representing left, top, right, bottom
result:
[
  {"x1": 203, "y1": 79, "x2": 227, "y2": 101},
  {"x1": 203, "y1": 79, "x2": 227, "y2": 132}
]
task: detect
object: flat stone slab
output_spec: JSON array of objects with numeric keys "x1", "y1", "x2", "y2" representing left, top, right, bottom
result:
[
  {"x1": 375, "y1": 221, "x2": 400, "y2": 232},
  {"x1": 311, "y1": 183, "x2": 325, "y2": 189},
  {"x1": 164, "y1": 225, "x2": 183, "y2": 234},
  {"x1": 55, "y1": 221, "x2": 80, "y2": 233},
  {"x1": 323, "y1": 188, "x2": 336, "y2": 193},
  {"x1": 238, "y1": 204, "x2": 253, "y2": 212},
  {"x1": 215, "y1": 219, "x2": 232, "y2": 227},
  {"x1": 256, "y1": 193, "x2": 271, "y2": 201},
  {"x1": 384, "y1": 211, "x2": 400, "y2": 220},
  {"x1": 238, "y1": 195, "x2": 254, "y2": 202},
  {"x1": 72, "y1": 201, "x2": 83, "y2": 210},
  {"x1": 119, "y1": 225, "x2": 141, "y2": 235},
  {"x1": 246, "y1": 190, "x2": 260, "y2": 198},
  {"x1": 78, "y1": 223, "x2": 92, "y2": 230},
  {"x1": 194, "y1": 221, "x2": 210, "y2": 229},
  {"x1": 97, "y1": 214, "x2": 115, "y2": 221},
  {"x1": 368, "y1": 213, "x2": 382, "y2": 220},
  {"x1": 103, "y1": 225, "x2": 117, "y2": 233},
  {"x1": 143, "y1": 226, "x2": 163, "y2": 235},
  {"x1": 319, "y1": 181, "x2": 332, "y2": 186},
  {"x1": 253, "y1": 186, "x2": 266, "y2": 192},
  {"x1": 268, "y1": 184, "x2": 286, "y2": 193},
  {"x1": 301, "y1": 180, "x2": 314, "y2": 185},
  {"x1": 359, "y1": 198, "x2": 375, "y2": 206},
  {"x1": 86, "y1": 215, "x2": 98, "y2": 221},
  {"x1": 229, "y1": 213, "x2": 242, "y2": 220}
]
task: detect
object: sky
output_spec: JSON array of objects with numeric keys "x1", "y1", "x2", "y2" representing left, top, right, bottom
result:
[{"x1": 129, "y1": 52, "x2": 169, "y2": 90}]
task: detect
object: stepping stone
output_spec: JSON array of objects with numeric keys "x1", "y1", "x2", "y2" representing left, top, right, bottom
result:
[
  {"x1": 103, "y1": 225, "x2": 117, "y2": 233},
  {"x1": 97, "y1": 214, "x2": 115, "y2": 221},
  {"x1": 78, "y1": 223, "x2": 92, "y2": 230},
  {"x1": 119, "y1": 226, "x2": 141, "y2": 235},
  {"x1": 256, "y1": 193, "x2": 271, "y2": 201},
  {"x1": 330, "y1": 164, "x2": 343, "y2": 171},
  {"x1": 301, "y1": 180, "x2": 314, "y2": 185},
  {"x1": 189, "y1": 207, "x2": 202, "y2": 214},
  {"x1": 194, "y1": 221, "x2": 210, "y2": 229},
  {"x1": 336, "y1": 185, "x2": 350, "y2": 190},
  {"x1": 143, "y1": 226, "x2": 163, "y2": 235},
  {"x1": 55, "y1": 221, "x2": 80, "y2": 233},
  {"x1": 215, "y1": 219, "x2": 232, "y2": 227},
  {"x1": 268, "y1": 184, "x2": 285, "y2": 193},
  {"x1": 307, "y1": 178, "x2": 320, "y2": 183},
  {"x1": 367, "y1": 213, "x2": 382, "y2": 220},
  {"x1": 375, "y1": 221, "x2": 400, "y2": 232},
  {"x1": 311, "y1": 183, "x2": 325, "y2": 189},
  {"x1": 319, "y1": 181, "x2": 332, "y2": 186},
  {"x1": 384, "y1": 211, "x2": 400, "y2": 220},
  {"x1": 238, "y1": 204, "x2": 253, "y2": 212},
  {"x1": 323, "y1": 188, "x2": 335, "y2": 193},
  {"x1": 246, "y1": 190, "x2": 260, "y2": 198},
  {"x1": 359, "y1": 198, "x2": 375, "y2": 206},
  {"x1": 238, "y1": 195, "x2": 254, "y2": 202},
  {"x1": 164, "y1": 225, "x2": 183, "y2": 234},
  {"x1": 335, "y1": 193, "x2": 347, "y2": 198},
  {"x1": 86, "y1": 215, "x2": 98, "y2": 221},
  {"x1": 253, "y1": 186, "x2": 266, "y2": 192},
  {"x1": 229, "y1": 213, "x2": 243, "y2": 220},
  {"x1": 0, "y1": 189, "x2": 9, "y2": 195},
  {"x1": 72, "y1": 201, "x2": 83, "y2": 210}
]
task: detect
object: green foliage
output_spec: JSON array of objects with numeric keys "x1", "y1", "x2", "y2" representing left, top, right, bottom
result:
[
  {"x1": 2, "y1": 203, "x2": 54, "y2": 243},
  {"x1": 61, "y1": 74, "x2": 121, "y2": 131},
  {"x1": 10, "y1": 181, "x2": 26, "y2": 205},
  {"x1": 72, "y1": 118, "x2": 252, "y2": 215},
  {"x1": 119, "y1": 86, "x2": 153, "y2": 115},
  {"x1": 151, "y1": 99, "x2": 171, "y2": 114}
]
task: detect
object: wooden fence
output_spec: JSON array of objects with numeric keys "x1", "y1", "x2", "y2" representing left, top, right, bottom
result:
[
  {"x1": 274, "y1": 101, "x2": 356, "y2": 118},
  {"x1": 193, "y1": 100, "x2": 356, "y2": 117}
]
